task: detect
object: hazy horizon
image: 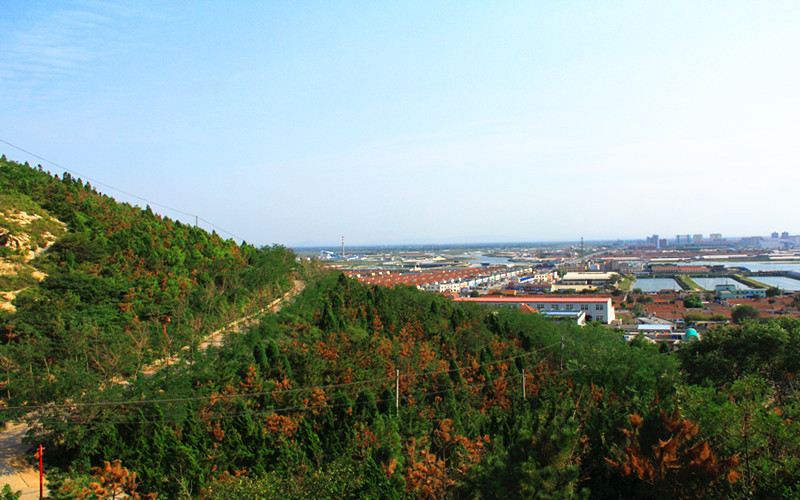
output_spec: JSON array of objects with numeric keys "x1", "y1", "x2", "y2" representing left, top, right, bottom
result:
[{"x1": 3, "y1": 2, "x2": 800, "y2": 246}]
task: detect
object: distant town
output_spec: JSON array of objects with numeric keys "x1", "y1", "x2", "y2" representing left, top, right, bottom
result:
[{"x1": 297, "y1": 232, "x2": 800, "y2": 348}]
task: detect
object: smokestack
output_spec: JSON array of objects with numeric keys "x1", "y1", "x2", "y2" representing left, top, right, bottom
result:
[{"x1": 342, "y1": 236, "x2": 345, "y2": 259}]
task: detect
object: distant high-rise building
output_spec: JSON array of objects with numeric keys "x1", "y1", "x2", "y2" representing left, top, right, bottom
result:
[
  {"x1": 772, "y1": 232, "x2": 780, "y2": 239},
  {"x1": 659, "y1": 239, "x2": 668, "y2": 248},
  {"x1": 782, "y1": 231, "x2": 790, "y2": 239},
  {"x1": 645, "y1": 234, "x2": 660, "y2": 247},
  {"x1": 710, "y1": 233, "x2": 722, "y2": 241},
  {"x1": 676, "y1": 235, "x2": 682, "y2": 244},
  {"x1": 693, "y1": 234, "x2": 703, "y2": 242}
]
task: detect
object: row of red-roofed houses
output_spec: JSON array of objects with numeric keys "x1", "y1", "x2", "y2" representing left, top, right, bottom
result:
[
  {"x1": 420, "y1": 266, "x2": 533, "y2": 293},
  {"x1": 344, "y1": 266, "x2": 533, "y2": 293}
]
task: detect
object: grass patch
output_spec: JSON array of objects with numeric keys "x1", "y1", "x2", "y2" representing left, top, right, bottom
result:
[
  {"x1": 675, "y1": 274, "x2": 703, "y2": 291},
  {"x1": 0, "y1": 266, "x2": 40, "y2": 291},
  {"x1": 734, "y1": 274, "x2": 769, "y2": 289},
  {"x1": 618, "y1": 274, "x2": 635, "y2": 291}
]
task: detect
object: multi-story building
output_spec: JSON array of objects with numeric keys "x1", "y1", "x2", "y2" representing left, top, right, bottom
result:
[
  {"x1": 560, "y1": 272, "x2": 618, "y2": 286},
  {"x1": 422, "y1": 281, "x2": 467, "y2": 294},
  {"x1": 715, "y1": 284, "x2": 767, "y2": 299},
  {"x1": 452, "y1": 296, "x2": 616, "y2": 324}
]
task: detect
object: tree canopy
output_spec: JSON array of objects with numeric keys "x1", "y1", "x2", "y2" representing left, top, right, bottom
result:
[{"x1": 731, "y1": 304, "x2": 760, "y2": 324}]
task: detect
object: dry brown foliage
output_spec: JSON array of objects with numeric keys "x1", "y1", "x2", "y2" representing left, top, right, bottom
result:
[
  {"x1": 403, "y1": 419, "x2": 489, "y2": 499},
  {"x1": 73, "y1": 459, "x2": 157, "y2": 500},
  {"x1": 606, "y1": 407, "x2": 739, "y2": 498}
]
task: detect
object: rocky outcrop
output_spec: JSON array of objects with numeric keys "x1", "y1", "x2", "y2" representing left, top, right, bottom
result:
[
  {"x1": 0, "y1": 210, "x2": 66, "y2": 313},
  {"x1": 0, "y1": 229, "x2": 29, "y2": 251}
]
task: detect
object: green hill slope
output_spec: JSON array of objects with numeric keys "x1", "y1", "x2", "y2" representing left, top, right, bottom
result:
[
  {"x1": 36, "y1": 273, "x2": 689, "y2": 498},
  {"x1": 0, "y1": 157, "x2": 298, "y2": 403}
]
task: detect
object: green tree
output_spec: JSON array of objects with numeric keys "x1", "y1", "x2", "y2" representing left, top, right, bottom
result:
[
  {"x1": 684, "y1": 312, "x2": 707, "y2": 325},
  {"x1": 678, "y1": 318, "x2": 800, "y2": 385},
  {"x1": 0, "y1": 485, "x2": 20, "y2": 500},
  {"x1": 684, "y1": 294, "x2": 703, "y2": 308},
  {"x1": 731, "y1": 305, "x2": 760, "y2": 324}
]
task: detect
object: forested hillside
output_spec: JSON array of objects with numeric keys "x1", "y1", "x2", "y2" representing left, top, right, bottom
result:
[
  {"x1": 3, "y1": 157, "x2": 800, "y2": 499},
  {"x1": 17, "y1": 271, "x2": 799, "y2": 499},
  {"x1": 0, "y1": 157, "x2": 298, "y2": 403}
]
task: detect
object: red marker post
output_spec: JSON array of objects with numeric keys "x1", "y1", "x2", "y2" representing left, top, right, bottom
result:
[
  {"x1": 36, "y1": 444, "x2": 43, "y2": 498},
  {"x1": 162, "y1": 316, "x2": 171, "y2": 362}
]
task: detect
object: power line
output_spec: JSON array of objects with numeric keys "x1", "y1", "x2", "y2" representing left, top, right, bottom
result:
[
  {"x1": 2, "y1": 343, "x2": 562, "y2": 415},
  {"x1": 397, "y1": 340, "x2": 561, "y2": 381},
  {"x1": 0, "y1": 138, "x2": 244, "y2": 241},
  {"x1": 35, "y1": 371, "x2": 534, "y2": 426},
  {"x1": 38, "y1": 368, "x2": 535, "y2": 426},
  {"x1": 22, "y1": 337, "x2": 631, "y2": 428},
  {"x1": 0, "y1": 374, "x2": 395, "y2": 412},
  {"x1": 5, "y1": 331, "x2": 676, "y2": 417}
]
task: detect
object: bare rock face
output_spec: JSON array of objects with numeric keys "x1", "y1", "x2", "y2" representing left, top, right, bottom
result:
[
  {"x1": 0, "y1": 230, "x2": 28, "y2": 250},
  {"x1": 5, "y1": 211, "x2": 41, "y2": 226},
  {"x1": 1, "y1": 209, "x2": 66, "y2": 314}
]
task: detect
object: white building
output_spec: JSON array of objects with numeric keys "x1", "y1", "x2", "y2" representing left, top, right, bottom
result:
[
  {"x1": 452, "y1": 296, "x2": 615, "y2": 324},
  {"x1": 560, "y1": 272, "x2": 618, "y2": 286},
  {"x1": 422, "y1": 281, "x2": 467, "y2": 294}
]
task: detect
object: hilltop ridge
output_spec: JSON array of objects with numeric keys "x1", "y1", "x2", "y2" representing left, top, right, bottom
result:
[{"x1": 0, "y1": 157, "x2": 298, "y2": 402}]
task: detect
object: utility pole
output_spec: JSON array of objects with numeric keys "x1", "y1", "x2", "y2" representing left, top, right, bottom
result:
[
  {"x1": 395, "y1": 369, "x2": 400, "y2": 415},
  {"x1": 522, "y1": 369, "x2": 526, "y2": 400},
  {"x1": 560, "y1": 336, "x2": 564, "y2": 371}
]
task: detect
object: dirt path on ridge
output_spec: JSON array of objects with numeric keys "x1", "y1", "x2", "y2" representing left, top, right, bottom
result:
[
  {"x1": 0, "y1": 280, "x2": 304, "y2": 496},
  {"x1": 141, "y1": 280, "x2": 304, "y2": 375}
]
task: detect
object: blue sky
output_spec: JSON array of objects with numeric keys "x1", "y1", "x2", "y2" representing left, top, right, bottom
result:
[{"x1": 2, "y1": 1, "x2": 800, "y2": 246}]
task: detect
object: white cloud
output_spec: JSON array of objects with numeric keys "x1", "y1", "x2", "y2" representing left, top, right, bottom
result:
[{"x1": 0, "y1": 2, "x2": 156, "y2": 107}]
